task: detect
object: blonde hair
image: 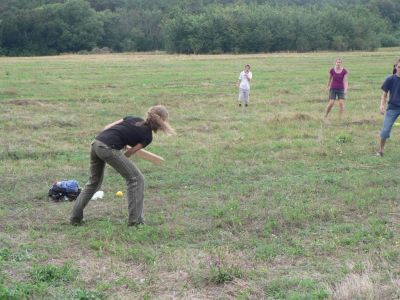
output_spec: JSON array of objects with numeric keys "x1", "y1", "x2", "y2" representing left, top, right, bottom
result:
[{"x1": 145, "y1": 105, "x2": 176, "y2": 135}]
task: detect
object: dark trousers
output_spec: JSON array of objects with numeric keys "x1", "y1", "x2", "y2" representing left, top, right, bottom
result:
[{"x1": 70, "y1": 140, "x2": 144, "y2": 224}]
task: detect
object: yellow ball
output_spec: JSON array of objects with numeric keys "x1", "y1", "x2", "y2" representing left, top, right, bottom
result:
[{"x1": 116, "y1": 191, "x2": 123, "y2": 197}]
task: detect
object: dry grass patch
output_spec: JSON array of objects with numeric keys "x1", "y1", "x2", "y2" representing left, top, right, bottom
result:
[
  {"x1": 346, "y1": 118, "x2": 380, "y2": 126},
  {"x1": 268, "y1": 98, "x2": 288, "y2": 105},
  {"x1": 6, "y1": 99, "x2": 48, "y2": 106},
  {"x1": 2, "y1": 88, "x2": 18, "y2": 95},
  {"x1": 74, "y1": 256, "x2": 144, "y2": 287},
  {"x1": 333, "y1": 273, "x2": 375, "y2": 300},
  {"x1": 268, "y1": 112, "x2": 317, "y2": 123}
]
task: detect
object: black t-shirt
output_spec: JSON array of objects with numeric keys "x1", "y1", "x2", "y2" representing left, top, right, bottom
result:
[{"x1": 96, "y1": 116, "x2": 152, "y2": 150}]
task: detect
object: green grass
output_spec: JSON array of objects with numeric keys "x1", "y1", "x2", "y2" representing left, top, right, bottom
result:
[{"x1": 1, "y1": 49, "x2": 400, "y2": 299}]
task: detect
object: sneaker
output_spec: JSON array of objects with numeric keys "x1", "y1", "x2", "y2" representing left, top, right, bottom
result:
[
  {"x1": 70, "y1": 217, "x2": 84, "y2": 226},
  {"x1": 239, "y1": 103, "x2": 241, "y2": 107},
  {"x1": 128, "y1": 221, "x2": 145, "y2": 227},
  {"x1": 245, "y1": 103, "x2": 248, "y2": 107},
  {"x1": 376, "y1": 151, "x2": 383, "y2": 157}
]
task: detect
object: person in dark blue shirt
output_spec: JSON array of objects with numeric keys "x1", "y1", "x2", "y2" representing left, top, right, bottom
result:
[
  {"x1": 377, "y1": 59, "x2": 400, "y2": 156},
  {"x1": 70, "y1": 105, "x2": 175, "y2": 226}
]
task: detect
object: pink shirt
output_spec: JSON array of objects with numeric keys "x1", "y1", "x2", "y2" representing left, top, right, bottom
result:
[{"x1": 329, "y1": 68, "x2": 347, "y2": 90}]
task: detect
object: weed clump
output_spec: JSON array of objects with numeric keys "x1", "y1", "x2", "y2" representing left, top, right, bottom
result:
[
  {"x1": 336, "y1": 133, "x2": 352, "y2": 143},
  {"x1": 30, "y1": 263, "x2": 77, "y2": 285},
  {"x1": 210, "y1": 265, "x2": 243, "y2": 284}
]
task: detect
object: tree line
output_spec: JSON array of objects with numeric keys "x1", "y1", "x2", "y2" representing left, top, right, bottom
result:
[{"x1": 0, "y1": 0, "x2": 399, "y2": 56}]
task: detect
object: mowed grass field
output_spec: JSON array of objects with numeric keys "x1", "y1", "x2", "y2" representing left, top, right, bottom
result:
[{"x1": 0, "y1": 49, "x2": 399, "y2": 299}]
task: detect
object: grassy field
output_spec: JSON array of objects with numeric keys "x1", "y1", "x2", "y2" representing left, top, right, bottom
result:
[{"x1": 0, "y1": 49, "x2": 399, "y2": 299}]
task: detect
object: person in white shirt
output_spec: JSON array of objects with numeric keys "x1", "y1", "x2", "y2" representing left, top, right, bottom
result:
[{"x1": 236, "y1": 64, "x2": 252, "y2": 107}]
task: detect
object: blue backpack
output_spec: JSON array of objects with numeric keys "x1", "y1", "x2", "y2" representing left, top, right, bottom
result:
[{"x1": 48, "y1": 180, "x2": 81, "y2": 201}]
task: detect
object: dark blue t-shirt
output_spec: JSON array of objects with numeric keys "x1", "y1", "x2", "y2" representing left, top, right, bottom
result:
[
  {"x1": 382, "y1": 75, "x2": 400, "y2": 109},
  {"x1": 96, "y1": 116, "x2": 152, "y2": 150}
]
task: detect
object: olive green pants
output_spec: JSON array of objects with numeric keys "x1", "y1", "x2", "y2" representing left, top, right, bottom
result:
[{"x1": 70, "y1": 140, "x2": 144, "y2": 225}]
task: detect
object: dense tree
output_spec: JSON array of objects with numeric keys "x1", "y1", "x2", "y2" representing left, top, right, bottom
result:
[
  {"x1": 87, "y1": 0, "x2": 125, "y2": 11},
  {"x1": 0, "y1": 0, "x2": 398, "y2": 55},
  {"x1": 163, "y1": 4, "x2": 386, "y2": 53},
  {"x1": 56, "y1": 0, "x2": 103, "y2": 52},
  {"x1": 367, "y1": 0, "x2": 400, "y2": 27}
]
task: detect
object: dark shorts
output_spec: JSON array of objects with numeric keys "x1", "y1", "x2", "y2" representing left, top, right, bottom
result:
[{"x1": 329, "y1": 89, "x2": 345, "y2": 100}]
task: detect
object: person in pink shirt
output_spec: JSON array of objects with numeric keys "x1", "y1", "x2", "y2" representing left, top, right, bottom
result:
[{"x1": 324, "y1": 58, "x2": 348, "y2": 118}]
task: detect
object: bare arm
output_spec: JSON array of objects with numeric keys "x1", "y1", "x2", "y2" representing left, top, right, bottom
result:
[
  {"x1": 343, "y1": 74, "x2": 348, "y2": 93},
  {"x1": 124, "y1": 143, "x2": 143, "y2": 158},
  {"x1": 103, "y1": 119, "x2": 123, "y2": 130},
  {"x1": 327, "y1": 74, "x2": 332, "y2": 89},
  {"x1": 236, "y1": 72, "x2": 242, "y2": 87},
  {"x1": 380, "y1": 91, "x2": 388, "y2": 115}
]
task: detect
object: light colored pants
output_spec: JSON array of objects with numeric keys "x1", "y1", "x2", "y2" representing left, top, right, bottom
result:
[
  {"x1": 238, "y1": 88, "x2": 250, "y2": 103},
  {"x1": 380, "y1": 108, "x2": 400, "y2": 140},
  {"x1": 70, "y1": 140, "x2": 144, "y2": 224}
]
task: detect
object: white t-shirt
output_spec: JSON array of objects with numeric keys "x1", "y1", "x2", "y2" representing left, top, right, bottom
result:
[{"x1": 238, "y1": 71, "x2": 252, "y2": 90}]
